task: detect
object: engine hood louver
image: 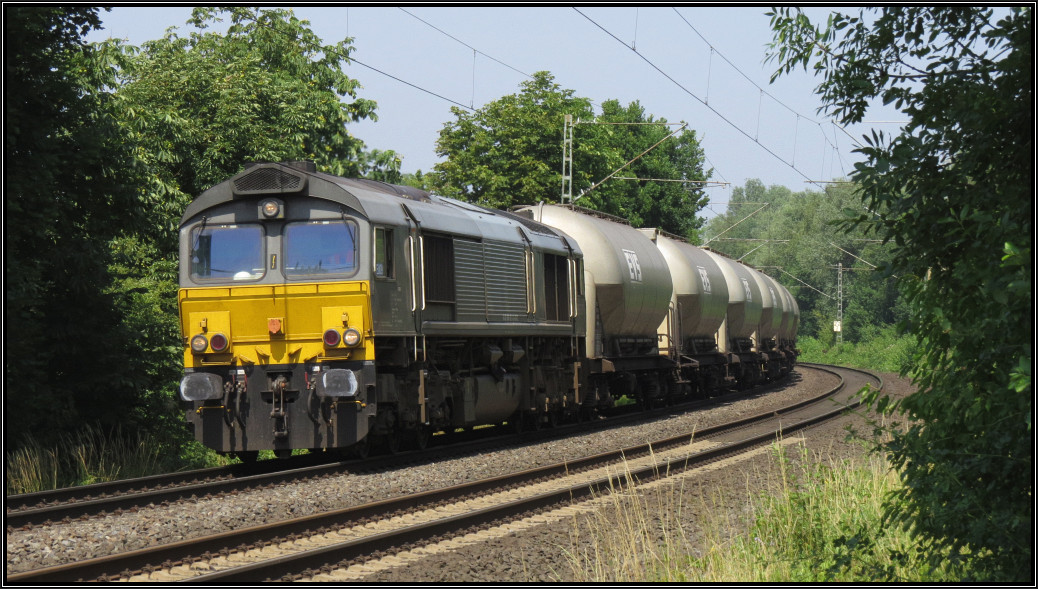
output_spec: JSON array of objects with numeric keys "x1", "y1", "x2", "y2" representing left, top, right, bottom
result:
[{"x1": 232, "y1": 166, "x2": 306, "y2": 195}]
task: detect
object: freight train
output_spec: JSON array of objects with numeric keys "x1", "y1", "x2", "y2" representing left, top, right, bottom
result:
[{"x1": 177, "y1": 161, "x2": 798, "y2": 459}]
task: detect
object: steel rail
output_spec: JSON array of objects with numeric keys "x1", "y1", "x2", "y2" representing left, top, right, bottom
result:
[
  {"x1": 8, "y1": 364, "x2": 877, "y2": 584},
  {"x1": 6, "y1": 370, "x2": 801, "y2": 529},
  {"x1": 197, "y1": 364, "x2": 882, "y2": 582}
]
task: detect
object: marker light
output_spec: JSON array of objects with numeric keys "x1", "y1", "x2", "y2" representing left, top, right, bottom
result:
[
  {"x1": 190, "y1": 334, "x2": 209, "y2": 354},
  {"x1": 209, "y1": 333, "x2": 229, "y2": 352},
  {"x1": 343, "y1": 328, "x2": 362, "y2": 347},
  {"x1": 323, "y1": 328, "x2": 341, "y2": 347}
]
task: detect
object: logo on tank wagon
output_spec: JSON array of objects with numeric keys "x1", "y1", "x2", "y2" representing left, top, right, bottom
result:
[
  {"x1": 697, "y1": 266, "x2": 712, "y2": 294},
  {"x1": 622, "y1": 249, "x2": 642, "y2": 282}
]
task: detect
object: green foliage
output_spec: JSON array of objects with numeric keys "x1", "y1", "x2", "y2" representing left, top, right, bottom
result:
[
  {"x1": 704, "y1": 179, "x2": 902, "y2": 342},
  {"x1": 696, "y1": 445, "x2": 959, "y2": 582},
  {"x1": 566, "y1": 442, "x2": 960, "y2": 582},
  {"x1": 5, "y1": 425, "x2": 169, "y2": 495},
  {"x1": 432, "y1": 72, "x2": 710, "y2": 239},
  {"x1": 769, "y1": 7, "x2": 1033, "y2": 581},
  {"x1": 797, "y1": 326, "x2": 916, "y2": 374},
  {"x1": 433, "y1": 71, "x2": 594, "y2": 208},
  {"x1": 4, "y1": 7, "x2": 145, "y2": 448}
]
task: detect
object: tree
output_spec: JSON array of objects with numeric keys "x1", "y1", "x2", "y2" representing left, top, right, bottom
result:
[
  {"x1": 769, "y1": 7, "x2": 1032, "y2": 580},
  {"x1": 97, "y1": 7, "x2": 397, "y2": 451},
  {"x1": 577, "y1": 99, "x2": 711, "y2": 239},
  {"x1": 432, "y1": 72, "x2": 710, "y2": 238},
  {"x1": 111, "y1": 6, "x2": 397, "y2": 245},
  {"x1": 433, "y1": 71, "x2": 595, "y2": 209},
  {"x1": 4, "y1": 7, "x2": 144, "y2": 446}
]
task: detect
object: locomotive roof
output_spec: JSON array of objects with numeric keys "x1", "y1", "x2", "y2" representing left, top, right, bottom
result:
[{"x1": 181, "y1": 162, "x2": 575, "y2": 252}]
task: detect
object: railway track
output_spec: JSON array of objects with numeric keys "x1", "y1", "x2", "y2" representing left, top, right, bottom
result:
[
  {"x1": 6, "y1": 369, "x2": 801, "y2": 530},
  {"x1": 6, "y1": 364, "x2": 880, "y2": 583}
]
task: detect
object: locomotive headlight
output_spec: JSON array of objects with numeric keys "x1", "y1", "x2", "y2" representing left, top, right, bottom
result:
[
  {"x1": 260, "y1": 199, "x2": 282, "y2": 219},
  {"x1": 180, "y1": 373, "x2": 224, "y2": 401},
  {"x1": 209, "y1": 332, "x2": 229, "y2": 353},
  {"x1": 323, "y1": 328, "x2": 341, "y2": 347},
  {"x1": 190, "y1": 334, "x2": 209, "y2": 354},
  {"x1": 342, "y1": 328, "x2": 362, "y2": 347},
  {"x1": 316, "y1": 369, "x2": 358, "y2": 398}
]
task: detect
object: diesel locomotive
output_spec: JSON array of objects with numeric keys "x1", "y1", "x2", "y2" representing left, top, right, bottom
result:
[{"x1": 177, "y1": 161, "x2": 798, "y2": 459}]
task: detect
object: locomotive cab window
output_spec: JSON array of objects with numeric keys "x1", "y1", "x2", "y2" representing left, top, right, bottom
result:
[
  {"x1": 284, "y1": 220, "x2": 358, "y2": 278},
  {"x1": 374, "y1": 227, "x2": 394, "y2": 279},
  {"x1": 190, "y1": 224, "x2": 265, "y2": 282}
]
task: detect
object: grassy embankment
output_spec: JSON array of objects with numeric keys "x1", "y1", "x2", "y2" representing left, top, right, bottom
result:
[
  {"x1": 563, "y1": 440, "x2": 962, "y2": 582},
  {"x1": 563, "y1": 329, "x2": 967, "y2": 582},
  {"x1": 4, "y1": 424, "x2": 231, "y2": 495}
]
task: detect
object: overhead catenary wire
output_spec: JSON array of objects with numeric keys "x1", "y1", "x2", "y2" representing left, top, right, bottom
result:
[
  {"x1": 779, "y1": 268, "x2": 835, "y2": 300},
  {"x1": 354, "y1": 7, "x2": 862, "y2": 191},
  {"x1": 350, "y1": 59, "x2": 475, "y2": 112},
  {"x1": 398, "y1": 8, "x2": 533, "y2": 80},
  {"x1": 573, "y1": 8, "x2": 816, "y2": 185},
  {"x1": 671, "y1": 7, "x2": 848, "y2": 173},
  {"x1": 701, "y1": 202, "x2": 770, "y2": 246},
  {"x1": 576, "y1": 122, "x2": 689, "y2": 200}
]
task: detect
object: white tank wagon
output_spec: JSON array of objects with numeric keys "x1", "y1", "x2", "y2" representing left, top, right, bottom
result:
[
  {"x1": 640, "y1": 229, "x2": 733, "y2": 394},
  {"x1": 775, "y1": 279, "x2": 800, "y2": 366},
  {"x1": 751, "y1": 269, "x2": 797, "y2": 378},
  {"x1": 702, "y1": 249, "x2": 766, "y2": 389},
  {"x1": 518, "y1": 204, "x2": 674, "y2": 406}
]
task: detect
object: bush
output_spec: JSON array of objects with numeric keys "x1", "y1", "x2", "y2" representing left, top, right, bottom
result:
[{"x1": 797, "y1": 325, "x2": 915, "y2": 373}]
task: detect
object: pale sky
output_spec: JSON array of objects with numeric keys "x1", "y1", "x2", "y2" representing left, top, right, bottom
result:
[{"x1": 87, "y1": 5, "x2": 911, "y2": 216}]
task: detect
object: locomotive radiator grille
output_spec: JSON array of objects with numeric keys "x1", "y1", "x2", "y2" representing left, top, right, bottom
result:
[{"x1": 234, "y1": 168, "x2": 302, "y2": 192}]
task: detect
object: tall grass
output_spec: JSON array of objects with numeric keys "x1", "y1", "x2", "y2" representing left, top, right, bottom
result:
[
  {"x1": 5, "y1": 424, "x2": 167, "y2": 495},
  {"x1": 564, "y1": 441, "x2": 961, "y2": 582},
  {"x1": 563, "y1": 454, "x2": 698, "y2": 582}
]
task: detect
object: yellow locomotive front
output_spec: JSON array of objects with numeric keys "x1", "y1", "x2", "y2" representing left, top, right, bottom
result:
[{"x1": 178, "y1": 162, "x2": 376, "y2": 459}]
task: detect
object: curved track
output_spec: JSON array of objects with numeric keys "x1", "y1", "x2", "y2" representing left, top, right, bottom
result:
[
  {"x1": 6, "y1": 364, "x2": 881, "y2": 583},
  {"x1": 6, "y1": 367, "x2": 807, "y2": 529}
]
